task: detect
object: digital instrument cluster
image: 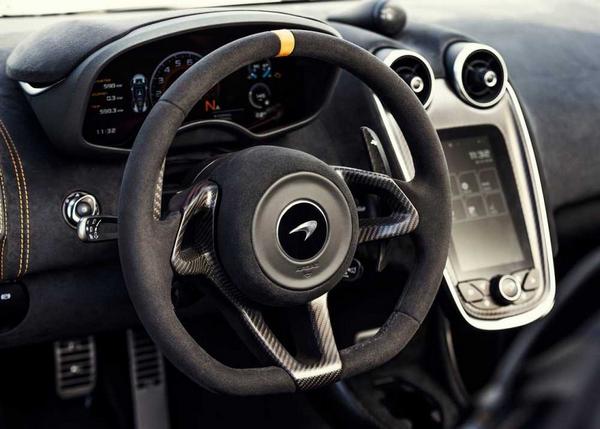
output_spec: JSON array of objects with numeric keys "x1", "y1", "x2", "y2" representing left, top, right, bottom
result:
[{"x1": 82, "y1": 26, "x2": 337, "y2": 147}]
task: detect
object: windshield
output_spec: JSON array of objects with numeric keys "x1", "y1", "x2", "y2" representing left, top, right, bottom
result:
[{"x1": 0, "y1": 0, "x2": 283, "y2": 16}]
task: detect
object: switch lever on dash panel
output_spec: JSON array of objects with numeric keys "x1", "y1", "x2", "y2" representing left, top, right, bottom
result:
[{"x1": 77, "y1": 215, "x2": 118, "y2": 242}]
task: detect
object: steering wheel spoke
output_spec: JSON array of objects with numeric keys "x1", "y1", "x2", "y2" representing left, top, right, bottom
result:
[
  {"x1": 170, "y1": 180, "x2": 342, "y2": 389},
  {"x1": 237, "y1": 294, "x2": 342, "y2": 390},
  {"x1": 170, "y1": 181, "x2": 219, "y2": 277},
  {"x1": 167, "y1": 180, "x2": 342, "y2": 389},
  {"x1": 333, "y1": 166, "x2": 419, "y2": 243}
]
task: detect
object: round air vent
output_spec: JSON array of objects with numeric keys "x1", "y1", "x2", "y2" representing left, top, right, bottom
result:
[
  {"x1": 447, "y1": 43, "x2": 507, "y2": 108},
  {"x1": 380, "y1": 50, "x2": 434, "y2": 108}
]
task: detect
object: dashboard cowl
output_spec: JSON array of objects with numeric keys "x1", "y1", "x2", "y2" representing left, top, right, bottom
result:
[
  {"x1": 10, "y1": 11, "x2": 341, "y2": 156},
  {"x1": 5, "y1": 9, "x2": 228, "y2": 85}
]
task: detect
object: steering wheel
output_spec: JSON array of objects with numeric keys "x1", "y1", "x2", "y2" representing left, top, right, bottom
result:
[{"x1": 119, "y1": 29, "x2": 451, "y2": 395}]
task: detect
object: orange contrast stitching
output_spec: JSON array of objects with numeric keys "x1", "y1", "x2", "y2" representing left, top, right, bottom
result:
[
  {"x1": 0, "y1": 170, "x2": 7, "y2": 280},
  {"x1": 0, "y1": 120, "x2": 29, "y2": 276},
  {"x1": 0, "y1": 120, "x2": 27, "y2": 279}
]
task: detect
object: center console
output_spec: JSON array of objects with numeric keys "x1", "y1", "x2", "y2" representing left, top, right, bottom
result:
[
  {"x1": 374, "y1": 43, "x2": 555, "y2": 330},
  {"x1": 440, "y1": 126, "x2": 542, "y2": 317}
]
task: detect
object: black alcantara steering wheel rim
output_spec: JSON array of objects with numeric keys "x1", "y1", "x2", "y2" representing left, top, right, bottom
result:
[{"x1": 118, "y1": 29, "x2": 451, "y2": 395}]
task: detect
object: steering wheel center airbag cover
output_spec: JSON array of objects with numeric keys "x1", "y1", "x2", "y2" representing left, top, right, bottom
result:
[
  {"x1": 253, "y1": 171, "x2": 353, "y2": 290},
  {"x1": 209, "y1": 145, "x2": 358, "y2": 305}
]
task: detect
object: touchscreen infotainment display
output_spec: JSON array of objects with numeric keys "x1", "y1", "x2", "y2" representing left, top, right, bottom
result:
[{"x1": 439, "y1": 126, "x2": 531, "y2": 281}]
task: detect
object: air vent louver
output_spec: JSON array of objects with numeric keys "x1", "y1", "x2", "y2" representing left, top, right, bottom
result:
[
  {"x1": 448, "y1": 43, "x2": 507, "y2": 108},
  {"x1": 54, "y1": 336, "x2": 96, "y2": 399},
  {"x1": 385, "y1": 50, "x2": 434, "y2": 108}
]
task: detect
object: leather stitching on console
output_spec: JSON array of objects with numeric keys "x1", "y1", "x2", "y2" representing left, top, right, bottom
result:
[
  {"x1": 0, "y1": 119, "x2": 30, "y2": 279},
  {"x1": 0, "y1": 123, "x2": 23, "y2": 280},
  {"x1": 0, "y1": 170, "x2": 7, "y2": 280}
]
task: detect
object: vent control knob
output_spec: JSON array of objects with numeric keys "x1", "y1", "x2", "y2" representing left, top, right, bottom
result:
[
  {"x1": 410, "y1": 76, "x2": 425, "y2": 93},
  {"x1": 483, "y1": 70, "x2": 498, "y2": 87}
]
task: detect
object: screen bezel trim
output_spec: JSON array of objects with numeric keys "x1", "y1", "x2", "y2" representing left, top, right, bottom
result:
[{"x1": 438, "y1": 125, "x2": 533, "y2": 282}]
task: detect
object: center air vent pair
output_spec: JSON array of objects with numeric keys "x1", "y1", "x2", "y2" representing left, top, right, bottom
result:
[{"x1": 377, "y1": 43, "x2": 507, "y2": 109}]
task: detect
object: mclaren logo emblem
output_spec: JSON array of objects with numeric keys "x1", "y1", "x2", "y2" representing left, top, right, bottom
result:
[{"x1": 288, "y1": 220, "x2": 318, "y2": 241}]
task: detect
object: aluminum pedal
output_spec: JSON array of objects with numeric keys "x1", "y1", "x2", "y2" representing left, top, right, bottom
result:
[
  {"x1": 54, "y1": 336, "x2": 97, "y2": 399},
  {"x1": 127, "y1": 329, "x2": 170, "y2": 429}
]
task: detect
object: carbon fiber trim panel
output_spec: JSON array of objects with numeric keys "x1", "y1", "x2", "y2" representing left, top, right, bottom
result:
[
  {"x1": 170, "y1": 182, "x2": 218, "y2": 276},
  {"x1": 170, "y1": 182, "x2": 341, "y2": 390},
  {"x1": 152, "y1": 160, "x2": 165, "y2": 221},
  {"x1": 239, "y1": 294, "x2": 341, "y2": 390},
  {"x1": 334, "y1": 167, "x2": 419, "y2": 243}
]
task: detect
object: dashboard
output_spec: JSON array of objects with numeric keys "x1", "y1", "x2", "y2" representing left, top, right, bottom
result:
[
  {"x1": 82, "y1": 25, "x2": 337, "y2": 148},
  {"x1": 1, "y1": 0, "x2": 597, "y2": 348}
]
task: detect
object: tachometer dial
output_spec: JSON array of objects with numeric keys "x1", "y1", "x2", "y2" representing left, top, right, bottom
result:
[{"x1": 150, "y1": 51, "x2": 202, "y2": 104}]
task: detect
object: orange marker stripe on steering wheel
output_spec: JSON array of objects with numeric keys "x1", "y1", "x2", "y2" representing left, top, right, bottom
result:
[{"x1": 272, "y1": 29, "x2": 295, "y2": 57}]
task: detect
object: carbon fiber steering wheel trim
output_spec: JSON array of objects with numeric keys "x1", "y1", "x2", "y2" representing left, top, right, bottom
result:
[
  {"x1": 171, "y1": 181, "x2": 342, "y2": 389},
  {"x1": 334, "y1": 166, "x2": 419, "y2": 243}
]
